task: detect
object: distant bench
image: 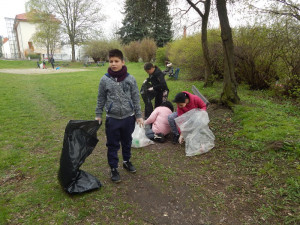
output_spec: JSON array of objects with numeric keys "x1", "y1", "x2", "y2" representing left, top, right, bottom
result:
[
  {"x1": 54, "y1": 63, "x2": 69, "y2": 67},
  {"x1": 83, "y1": 61, "x2": 106, "y2": 67}
]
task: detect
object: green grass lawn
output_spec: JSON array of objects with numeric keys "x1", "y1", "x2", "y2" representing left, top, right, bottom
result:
[{"x1": 0, "y1": 60, "x2": 299, "y2": 224}]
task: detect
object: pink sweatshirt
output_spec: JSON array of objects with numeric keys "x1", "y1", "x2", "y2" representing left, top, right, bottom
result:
[{"x1": 144, "y1": 106, "x2": 173, "y2": 135}]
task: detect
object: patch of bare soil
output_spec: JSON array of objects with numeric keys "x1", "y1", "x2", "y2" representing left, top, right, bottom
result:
[
  {"x1": 0, "y1": 68, "x2": 92, "y2": 74},
  {"x1": 85, "y1": 103, "x2": 288, "y2": 224},
  {"x1": 120, "y1": 104, "x2": 248, "y2": 225}
]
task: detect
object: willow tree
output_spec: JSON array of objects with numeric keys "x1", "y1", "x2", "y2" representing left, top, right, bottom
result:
[{"x1": 216, "y1": 0, "x2": 240, "y2": 106}]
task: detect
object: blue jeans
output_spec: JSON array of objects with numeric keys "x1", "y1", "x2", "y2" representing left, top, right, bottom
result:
[
  {"x1": 145, "y1": 124, "x2": 155, "y2": 140},
  {"x1": 105, "y1": 115, "x2": 135, "y2": 168},
  {"x1": 168, "y1": 112, "x2": 179, "y2": 136}
]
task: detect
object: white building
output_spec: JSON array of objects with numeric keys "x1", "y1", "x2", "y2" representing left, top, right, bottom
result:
[
  {"x1": 9, "y1": 13, "x2": 83, "y2": 61},
  {"x1": 14, "y1": 13, "x2": 47, "y2": 59},
  {"x1": 1, "y1": 37, "x2": 11, "y2": 58}
]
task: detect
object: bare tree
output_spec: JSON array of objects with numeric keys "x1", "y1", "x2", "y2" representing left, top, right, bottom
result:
[
  {"x1": 216, "y1": 0, "x2": 240, "y2": 106},
  {"x1": 186, "y1": 0, "x2": 214, "y2": 87},
  {"x1": 27, "y1": 0, "x2": 104, "y2": 62},
  {"x1": 249, "y1": 0, "x2": 300, "y2": 21},
  {"x1": 26, "y1": 3, "x2": 61, "y2": 60}
]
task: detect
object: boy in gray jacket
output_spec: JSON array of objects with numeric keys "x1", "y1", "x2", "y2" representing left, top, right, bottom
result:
[{"x1": 95, "y1": 49, "x2": 143, "y2": 183}]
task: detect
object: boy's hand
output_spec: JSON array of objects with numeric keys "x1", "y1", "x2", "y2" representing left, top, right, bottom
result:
[
  {"x1": 136, "y1": 118, "x2": 144, "y2": 128},
  {"x1": 95, "y1": 117, "x2": 102, "y2": 124}
]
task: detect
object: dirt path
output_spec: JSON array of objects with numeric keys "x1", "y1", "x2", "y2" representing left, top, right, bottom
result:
[
  {"x1": 0, "y1": 68, "x2": 92, "y2": 74},
  {"x1": 83, "y1": 104, "x2": 265, "y2": 224}
]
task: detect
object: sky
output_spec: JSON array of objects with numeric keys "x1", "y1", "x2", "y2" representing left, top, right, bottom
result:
[
  {"x1": 0, "y1": 0, "x2": 124, "y2": 38},
  {"x1": 0, "y1": 0, "x2": 256, "y2": 39}
]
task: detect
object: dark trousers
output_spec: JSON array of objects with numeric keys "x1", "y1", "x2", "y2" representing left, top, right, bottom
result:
[
  {"x1": 142, "y1": 90, "x2": 169, "y2": 119},
  {"x1": 105, "y1": 115, "x2": 135, "y2": 168},
  {"x1": 142, "y1": 93, "x2": 153, "y2": 119}
]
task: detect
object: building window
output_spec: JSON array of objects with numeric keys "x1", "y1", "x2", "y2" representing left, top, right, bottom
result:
[{"x1": 28, "y1": 42, "x2": 34, "y2": 51}]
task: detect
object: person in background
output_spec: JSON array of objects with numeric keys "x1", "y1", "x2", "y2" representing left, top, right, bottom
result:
[
  {"x1": 42, "y1": 60, "x2": 46, "y2": 69},
  {"x1": 143, "y1": 62, "x2": 169, "y2": 119},
  {"x1": 144, "y1": 101, "x2": 174, "y2": 143},
  {"x1": 50, "y1": 57, "x2": 55, "y2": 69},
  {"x1": 168, "y1": 91, "x2": 207, "y2": 144},
  {"x1": 163, "y1": 61, "x2": 173, "y2": 76},
  {"x1": 95, "y1": 49, "x2": 143, "y2": 183}
]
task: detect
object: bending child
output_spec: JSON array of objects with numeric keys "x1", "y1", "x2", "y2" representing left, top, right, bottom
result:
[
  {"x1": 168, "y1": 91, "x2": 207, "y2": 144},
  {"x1": 143, "y1": 62, "x2": 169, "y2": 119},
  {"x1": 95, "y1": 49, "x2": 143, "y2": 183},
  {"x1": 144, "y1": 101, "x2": 174, "y2": 143}
]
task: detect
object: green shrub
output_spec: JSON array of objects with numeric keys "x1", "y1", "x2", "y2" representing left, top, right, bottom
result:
[
  {"x1": 139, "y1": 38, "x2": 157, "y2": 62},
  {"x1": 155, "y1": 47, "x2": 167, "y2": 65},
  {"x1": 282, "y1": 74, "x2": 300, "y2": 98},
  {"x1": 168, "y1": 34, "x2": 204, "y2": 79},
  {"x1": 207, "y1": 29, "x2": 223, "y2": 80},
  {"x1": 83, "y1": 40, "x2": 121, "y2": 62},
  {"x1": 166, "y1": 29, "x2": 223, "y2": 80},
  {"x1": 27, "y1": 53, "x2": 40, "y2": 59},
  {"x1": 123, "y1": 41, "x2": 140, "y2": 62}
]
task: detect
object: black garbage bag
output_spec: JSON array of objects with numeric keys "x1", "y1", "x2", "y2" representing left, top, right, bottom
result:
[{"x1": 58, "y1": 120, "x2": 102, "y2": 194}]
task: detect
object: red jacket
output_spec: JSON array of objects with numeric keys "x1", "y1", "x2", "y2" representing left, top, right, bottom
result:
[{"x1": 177, "y1": 91, "x2": 207, "y2": 116}]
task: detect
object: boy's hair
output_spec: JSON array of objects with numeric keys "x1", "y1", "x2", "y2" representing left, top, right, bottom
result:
[
  {"x1": 173, "y1": 92, "x2": 188, "y2": 103},
  {"x1": 144, "y1": 62, "x2": 154, "y2": 71},
  {"x1": 109, "y1": 49, "x2": 124, "y2": 60},
  {"x1": 161, "y1": 101, "x2": 174, "y2": 112}
]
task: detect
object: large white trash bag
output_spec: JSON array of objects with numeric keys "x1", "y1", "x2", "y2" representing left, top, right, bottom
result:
[
  {"x1": 131, "y1": 123, "x2": 154, "y2": 148},
  {"x1": 175, "y1": 109, "x2": 215, "y2": 156}
]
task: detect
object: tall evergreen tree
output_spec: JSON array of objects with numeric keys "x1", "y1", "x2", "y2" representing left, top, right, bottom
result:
[
  {"x1": 151, "y1": 0, "x2": 173, "y2": 47},
  {"x1": 118, "y1": 0, "x2": 151, "y2": 45},
  {"x1": 118, "y1": 0, "x2": 172, "y2": 47}
]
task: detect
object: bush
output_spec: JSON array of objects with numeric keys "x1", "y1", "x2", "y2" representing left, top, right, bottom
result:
[
  {"x1": 83, "y1": 40, "x2": 121, "y2": 62},
  {"x1": 156, "y1": 43, "x2": 172, "y2": 65},
  {"x1": 234, "y1": 26, "x2": 281, "y2": 89},
  {"x1": 207, "y1": 29, "x2": 223, "y2": 80},
  {"x1": 282, "y1": 74, "x2": 300, "y2": 98},
  {"x1": 139, "y1": 38, "x2": 157, "y2": 62},
  {"x1": 166, "y1": 30, "x2": 223, "y2": 80},
  {"x1": 168, "y1": 34, "x2": 204, "y2": 79},
  {"x1": 27, "y1": 53, "x2": 40, "y2": 59},
  {"x1": 123, "y1": 41, "x2": 140, "y2": 62},
  {"x1": 155, "y1": 47, "x2": 167, "y2": 65}
]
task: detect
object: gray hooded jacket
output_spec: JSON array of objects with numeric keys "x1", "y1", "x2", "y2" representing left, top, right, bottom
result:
[{"x1": 95, "y1": 73, "x2": 142, "y2": 119}]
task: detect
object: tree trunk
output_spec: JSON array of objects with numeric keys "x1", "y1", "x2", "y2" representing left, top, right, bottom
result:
[
  {"x1": 69, "y1": 34, "x2": 76, "y2": 62},
  {"x1": 216, "y1": 0, "x2": 240, "y2": 106},
  {"x1": 46, "y1": 42, "x2": 50, "y2": 62},
  {"x1": 186, "y1": 0, "x2": 214, "y2": 86},
  {"x1": 71, "y1": 44, "x2": 76, "y2": 62},
  {"x1": 202, "y1": 0, "x2": 213, "y2": 87}
]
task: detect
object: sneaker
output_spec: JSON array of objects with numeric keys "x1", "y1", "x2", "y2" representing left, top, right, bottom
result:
[
  {"x1": 111, "y1": 168, "x2": 121, "y2": 183},
  {"x1": 123, "y1": 161, "x2": 136, "y2": 173},
  {"x1": 154, "y1": 133, "x2": 166, "y2": 143},
  {"x1": 172, "y1": 134, "x2": 180, "y2": 144}
]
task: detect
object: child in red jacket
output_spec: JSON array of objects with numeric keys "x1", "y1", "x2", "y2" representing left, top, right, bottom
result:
[{"x1": 168, "y1": 91, "x2": 207, "y2": 144}]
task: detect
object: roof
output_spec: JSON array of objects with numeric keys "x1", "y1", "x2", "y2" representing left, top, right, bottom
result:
[
  {"x1": 3, "y1": 37, "x2": 9, "y2": 44},
  {"x1": 15, "y1": 13, "x2": 28, "y2": 21}
]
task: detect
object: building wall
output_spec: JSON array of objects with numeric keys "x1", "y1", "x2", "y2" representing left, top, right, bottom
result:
[
  {"x1": 15, "y1": 21, "x2": 47, "y2": 59},
  {"x1": 2, "y1": 40, "x2": 11, "y2": 58}
]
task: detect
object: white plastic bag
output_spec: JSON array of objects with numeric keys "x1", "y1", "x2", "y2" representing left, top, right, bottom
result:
[
  {"x1": 131, "y1": 123, "x2": 154, "y2": 148},
  {"x1": 175, "y1": 109, "x2": 215, "y2": 156}
]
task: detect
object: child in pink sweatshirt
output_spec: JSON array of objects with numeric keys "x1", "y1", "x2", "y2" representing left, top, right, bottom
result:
[{"x1": 144, "y1": 101, "x2": 174, "y2": 143}]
